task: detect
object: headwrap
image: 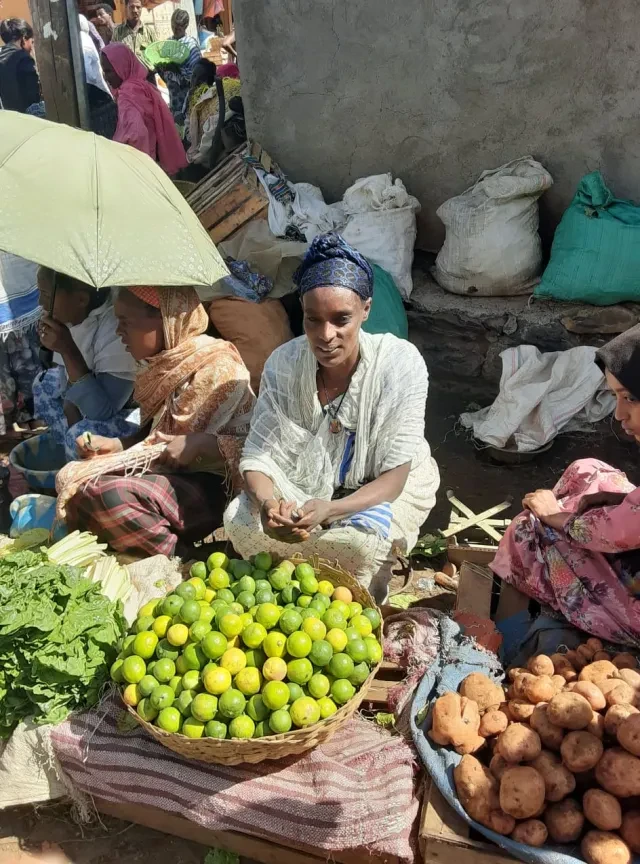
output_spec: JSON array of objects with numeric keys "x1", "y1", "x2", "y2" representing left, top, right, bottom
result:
[
  {"x1": 294, "y1": 233, "x2": 374, "y2": 300},
  {"x1": 128, "y1": 285, "x2": 161, "y2": 308},
  {"x1": 596, "y1": 324, "x2": 640, "y2": 400}
]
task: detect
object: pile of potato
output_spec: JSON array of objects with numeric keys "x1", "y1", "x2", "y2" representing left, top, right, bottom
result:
[{"x1": 429, "y1": 638, "x2": 640, "y2": 864}]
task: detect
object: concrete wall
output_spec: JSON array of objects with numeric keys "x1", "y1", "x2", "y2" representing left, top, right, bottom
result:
[{"x1": 234, "y1": 0, "x2": 640, "y2": 250}]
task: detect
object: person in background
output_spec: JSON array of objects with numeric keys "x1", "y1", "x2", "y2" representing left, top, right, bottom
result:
[
  {"x1": 79, "y1": 14, "x2": 116, "y2": 138},
  {"x1": 93, "y1": 4, "x2": 115, "y2": 45},
  {"x1": 186, "y1": 58, "x2": 241, "y2": 164},
  {"x1": 0, "y1": 18, "x2": 40, "y2": 113},
  {"x1": 101, "y1": 42, "x2": 187, "y2": 175},
  {"x1": 162, "y1": 9, "x2": 201, "y2": 131},
  {"x1": 491, "y1": 325, "x2": 640, "y2": 647},
  {"x1": 56, "y1": 286, "x2": 255, "y2": 559},
  {"x1": 0, "y1": 253, "x2": 42, "y2": 437},
  {"x1": 111, "y1": 0, "x2": 157, "y2": 69},
  {"x1": 34, "y1": 268, "x2": 138, "y2": 460},
  {"x1": 224, "y1": 233, "x2": 440, "y2": 602}
]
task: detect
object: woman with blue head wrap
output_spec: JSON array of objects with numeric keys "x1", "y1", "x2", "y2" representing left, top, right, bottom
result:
[{"x1": 224, "y1": 233, "x2": 439, "y2": 601}]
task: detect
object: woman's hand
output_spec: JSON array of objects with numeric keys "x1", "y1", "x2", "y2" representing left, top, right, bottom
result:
[
  {"x1": 75, "y1": 433, "x2": 123, "y2": 460},
  {"x1": 151, "y1": 432, "x2": 203, "y2": 471},
  {"x1": 39, "y1": 314, "x2": 76, "y2": 355},
  {"x1": 260, "y1": 499, "x2": 310, "y2": 543},
  {"x1": 294, "y1": 498, "x2": 335, "y2": 532},
  {"x1": 522, "y1": 489, "x2": 561, "y2": 520}
]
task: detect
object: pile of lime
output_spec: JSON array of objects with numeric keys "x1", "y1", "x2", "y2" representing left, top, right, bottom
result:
[{"x1": 112, "y1": 553, "x2": 383, "y2": 740}]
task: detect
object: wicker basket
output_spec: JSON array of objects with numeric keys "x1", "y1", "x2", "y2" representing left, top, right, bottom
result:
[{"x1": 126, "y1": 555, "x2": 382, "y2": 765}]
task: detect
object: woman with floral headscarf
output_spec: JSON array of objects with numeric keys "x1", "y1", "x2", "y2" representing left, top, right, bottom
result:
[
  {"x1": 224, "y1": 233, "x2": 440, "y2": 601},
  {"x1": 55, "y1": 286, "x2": 254, "y2": 558}
]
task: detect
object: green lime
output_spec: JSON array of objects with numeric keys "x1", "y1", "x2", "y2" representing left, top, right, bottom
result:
[
  {"x1": 329, "y1": 600, "x2": 351, "y2": 619},
  {"x1": 122, "y1": 655, "x2": 146, "y2": 684},
  {"x1": 229, "y1": 602, "x2": 245, "y2": 616},
  {"x1": 208, "y1": 568, "x2": 230, "y2": 590},
  {"x1": 287, "y1": 631, "x2": 312, "y2": 658},
  {"x1": 295, "y1": 562, "x2": 315, "y2": 581},
  {"x1": 247, "y1": 694, "x2": 270, "y2": 722},
  {"x1": 362, "y1": 608, "x2": 381, "y2": 630},
  {"x1": 218, "y1": 612, "x2": 243, "y2": 638},
  {"x1": 169, "y1": 676, "x2": 182, "y2": 694},
  {"x1": 262, "y1": 680, "x2": 290, "y2": 711},
  {"x1": 179, "y1": 599, "x2": 201, "y2": 625},
  {"x1": 365, "y1": 637, "x2": 383, "y2": 665},
  {"x1": 299, "y1": 608, "x2": 319, "y2": 621},
  {"x1": 253, "y1": 720, "x2": 271, "y2": 738},
  {"x1": 175, "y1": 582, "x2": 197, "y2": 601},
  {"x1": 331, "y1": 678, "x2": 356, "y2": 705},
  {"x1": 287, "y1": 681, "x2": 304, "y2": 703},
  {"x1": 255, "y1": 603, "x2": 281, "y2": 630},
  {"x1": 190, "y1": 561, "x2": 207, "y2": 580},
  {"x1": 308, "y1": 673, "x2": 330, "y2": 699},
  {"x1": 348, "y1": 601, "x2": 363, "y2": 619},
  {"x1": 269, "y1": 708, "x2": 292, "y2": 734},
  {"x1": 255, "y1": 588, "x2": 275, "y2": 606},
  {"x1": 150, "y1": 684, "x2": 175, "y2": 710},
  {"x1": 182, "y1": 670, "x2": 201, "y2": 691},
  {"x1": 328, "y1": 653, "x2": 354, "y2": 679},
  {"x1": 189, "y1": 620, "x2": 212, "y2": 643},
  {"x1": 290, "y1": 696, "x2": 321, "y2": 728},
  {"x1": 175, "y1": 656, "x2": 189, "y2": 676},
  {"x1": 153, "y1": 657, "x2": 176, "y2": 683},
  {"x1": 349, "y1": 661, "x2": 370, "y2": 687},
  {"x1": 175, "y1": 690, "x2": 194, "y2": 716},
  {"x1": 269, "y1": 568, "x2": 291, "y2": 591},
  {"x1": 279, "y1": 609, "x2": 303, "y2": 635},
  {"x1": 278, "y1": 560, "x2": 295, "y2": 577},
  {"x1": 205, "y1": 719, "x2": 228, "y2": 738},
  {"x1": 110, "y1": 658, "x2": 125, "y2": 683},
  {"x1": 302, "y1": 617, "x2": 327, "y2": 642},
  {"x1": 190, "y1": 692, "x2": 218, "y2": 722},
  {"x1": 346, "y1": 638, "x2": 369, "y2": 663},
  {"x1": 229, "y1": 714, "x2": 255, "y2": 739},
  {"x1": 183, "y1": 643, "x2": 206, "y2": 671},
  {"x1": 201, "y1": 630, "x2": 228, "y2": 660},
  {"x1": 317, "y1": 696, "x2": 338, "y2": 719},
  {"x1": 134, "y1": 615, "x2": 154, "y2": 634},
  {"x1": 207, "y1": 551, "x2": 229, "y2": 572},
  {"x1": 254, "y1": 551, "x2": 273, "y2": 571},
  {"x1": 242, "y1": 622, "x2": 267, "y2": 649},
  {"x1": 287, "y1": 658, "x2": 313, "y2": 685},
  {"x1": 254, "y1": 578, "x2": 270, "y2": 593},
  {"x1": 121, "y1": 634, "x2": 136, "y2": 656},
  {"x1": 309, "y1": 598, "x2": 328, "y2": 615},
  {"x1": 244, "y1": 647, "x2": 267, "y2": 668},
  {"x1": 156, "y1": 706, "x2": 181, "y2": 732},
  {"x1": 216, "y1": 588, "x2": 235, "y2": 604},
  {"x1": 280, "y1": 584, "x2": 301, "y2": 605},
  {"x1": 218, "y1": 688, "x2": 247, "y2": 719},
  {"x1": 146, "y1": 661, "x2": 156, "y2": 678},
  {"x1": 299, "y1": 573, "x2": 319, "y2": 596},
  {"x1": 236, "y1": 590, "x2": 256, "y2": 610},
  {"x1": 199, "y1": 605, "x2": 216, "y2": 625},
  {"x1": 323, "y1": 609, "x2": 347, "y2": 631},
  {"x1": 313, "y1": 592, "x2": 332, "y2": 609},
  {"x1": 162, "y1": 594, "x2": 184, "y2": 617},
  {"x1": 230, "y1": 581, "x2": 244, "y2": 598},
  {"x1": 350, "y1": 614, "x2": 373, "y2": 638},
  {"x1": 137, "y1": 698, "x2": 158, "y2": 723},
  {"x1": 231, "y1": 560, "x2": 253, "y2": 579},
  {"x1": 138, "y1": 674, "x2": 159, "y2": 697},
  {"x1": 139, "y1": 599, "x2": 161, "y2": 618},
  {"x1": 345, "y1": 627, "x2": 361, "y2": 643},
  {"x1": 297, "y1": 594, "x2": 312, "y2": 609},
  {"x1": 210, "y1": 599, "x2": 230, "y2": 614},
  {"x1": 182, "y1": 717, "x2": 206, "y2": 738},
  {"x1": 237, "y1": 575, "x2": 256, "y2": 594}
]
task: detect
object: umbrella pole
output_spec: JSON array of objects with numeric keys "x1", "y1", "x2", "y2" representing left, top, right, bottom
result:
[{"x1": 38, "y1": 272, "x2": 57, "y2": 368}]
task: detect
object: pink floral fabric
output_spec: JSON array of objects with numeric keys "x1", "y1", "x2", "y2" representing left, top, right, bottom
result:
[{"x1": 491, "y1": 458, "x2": 640, "y2": 647}]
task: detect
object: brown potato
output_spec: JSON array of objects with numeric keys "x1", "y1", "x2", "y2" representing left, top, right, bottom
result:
[
  {"x1": 508, "y1": 667, "x2": 528, "y2": 682},
  {"x1": 566, "y1": 649, "x2": 587, "y2": 671},
  {"x1": 459, "y1": 673, "x2": 504, "y2": 713},
  {"x1": 586, "y1": 711, "x2": 605, "y2": 740},
  {"x1": 617, "y1": 713, "x2": 640, "y2": 756},
  {"x1": 497, "y1": 723, "x2": 542, "y2": 763},
  {"x1": 561, "y1": 731, "x2": 604, "y2": 773},
  {"x1": 621, "y1": 811, "x2": 640, "y2": 853},
  {"x1": 579, "y1": 660, "x2": 620, "y2": 687},
  {"x1": 604, "y1": 704, "x2": 639, "y2": 737},
  {"x1": 586, "y1": 638, "x2": 604, "y2": 654},
  {"x1": 583, "y1": 789, "x2": 622, "y2": 831},
  {"x1": 619, "y1": 668, "x2": 640, "y2": 689},
  {"x1": 550, "y1": 652, "x2": 573, "y2": 672},
  {"x1": 453, "y1": 755, "x2": 516, "y2": 835},
  {"x1": 605, "y1": 682, "x2": 635, "y2": 708},
  {"x1": 581, "y1": 830, "x2": 632, "y2": 864},
  {"x1": 508, "y1": 699, "x2": 536, "y2": 722},
  {"x1": 527, "y1": 655, "x2": 555, "y2": 677},
  {"x1": 530, "y1": 703, "x2": 565, "y2": 750},
  {"x1": 531, "y1": 750, "x2": 576, "y2": 802},
  {"x1": 480, "y1": 710, "x2": 509, "y2": 738},
  {"x1": 614, "y1": 653, "x2": 638, "y2": 671},
  {"x1": 489, "y1": 753, "x2": 509, "y2": 781},
  {"x1": 593, "y1": 651, "x2": 612, "y2": 662},
  {"x1": 544, "y1": 798, "x2": 584, "y2": 843},
  {"x1": 547, "y1": 692, "x2": 593, "y2": 730},
  {"x1": 578, "y1": 645, "x2": 596, "y2": 665},
  {"x1": 572, "y1": 682, "x2": 606, "y2": 711},
  {"x1": 524, "y1": 675, "x2": 556, "y2": 704},
  {"x1": 429, "y1": 693, "x2": 485, "y2": 755},
  {"x1": 595, "y1": 748, "x2": 640, "y2": 797},
  {"x1": 511, "y1": 819, "x2": 548, "y2": 847},
  {"x1": 513, "y1": 673, "x2": 538, "y2": 700},
  {"x1": 500, "y1": 766, "x2": 545, "y2": 819},
  {"x1": 551, "y1": 674, "x2": 566, "y2": 693}
]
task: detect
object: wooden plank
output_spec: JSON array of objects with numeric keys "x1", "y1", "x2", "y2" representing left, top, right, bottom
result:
[
  {"x1": 447, "y1": 545, "x2": 496, "y2": 569},
  {"x1": 94, "y1": 798, "x2": 401, "y2": 864},
  {"x1": 210, "y1": 198, "x2": 268, "y2": 243},
  {"x1": 198, "y1": 185, "x2": 253, "y2": 231},
  {"x1": 419, "y1": 779, "x2": 469, "y2": 849},
  {"x1": 424, "y1": 836, "x2": 510, "y2": 864},
  {"x1": 363, "y1": 678, "x2": 396, "y2": 707},
  {"x1": 454, "y1": 562, "x2": 493, "y2": 619}
]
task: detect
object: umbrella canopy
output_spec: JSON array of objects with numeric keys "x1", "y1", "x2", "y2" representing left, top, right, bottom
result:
[{"x1": 0, "y1": 112, "x2": 228, "y2": 288}]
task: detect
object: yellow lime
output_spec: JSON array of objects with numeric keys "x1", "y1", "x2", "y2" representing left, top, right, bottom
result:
[
  {"x1": 365, "y1": 637, "x2": 383, "y2": 665},
  {"x1": 167, "y1": 623, "x2": 189, "y2": 646},
  {"x1": 137, "y1": 698, "x2": 158, "y2": 722},
  {"x1": 182, "y1": 717, "x2": 205, "y2": 738},
  {"x1": 269, "y1": 708, "x2": 292, "y2": 734},
  {"x1": 207, "y1": 551, "x2": 230, "y2": 572},
  {"x1": 203, "y1": 665, "x2": 232, "y2": 695},
  {"x1": 297, "y1": 595, "x2": 312, "y2": 609},
  {"x1": 242, "y1": 622, "x2": 267, "y2": 649},
  {"x1": 262, "y1": 656, "x2": 287, "y2": 681},
  {"x1": 290, "y1": 696, "x2": 321, "y2": 728},
  {"x1": 201, "y1": 630, "x2": 228, "y2": 660},
  {"x1": 219, "y1": 613, "x2": 243, "y2": 638},
  {"x1": 239, "y1": 611, "x2": 254, "y2": 629},
  {"x1": 302, "y1": 617, "x2": 327, "y2": 641},
  {"x1": 286, "y1": 631, "x2": 312, "y2": 658},
  {"x1": 255, "y1": 602, "x2": 281, "y2": 630},
  {"x1": 204, "y1": 588, "x2": 216, "y2": 603},
  {"x1": 308, "y1": 673, "x2": 330, "y2": 699},
  {"x1": 229, "y1": 714, "x2": 255, "y2": 739},
  {"x1": 235, "y1": 666, "x2": 262, "y2": 696},
  {"x1": 263, "y1": 631, "x2": 287, "y2": 658},
  {"x1": 261, "y1": 680, "x2": 290, "y2": 711},
  {"x1": 208, "y1": 567, "x2": 230, "y2": 590},
  {"x1": 187, "y1": 576, "x2": 207, "y2": 600},
  {"x1": 220, "y1": 647, "x2": 247, "y2": 675},
  {"x1": 139, "y1": 600, "x2": 160, "y2": 618},
  {"x1": 348, "y1": 601, "x2": 363, "y2": 619},
  {"x1": 122, "y1": 655, "x2": 146, "y2": 684},
  {"x1": 315, "y1": 579, "x2": 333, "y2": 597},
  {"x1": 329, "y1": 600, "x2": 351, "y2": 620},
  {"x1": 205, "y1": 720, "x2": 228, "y2": 738},
  {"x1": 317, "y1": 696, "x2": 338, "y2": 719},
  {"x1": 351, "y1": 614, "x2": 373, "y2": 638},
  {"x1": 326, "y1": 628, "x2": 348, "y2": 653},
  {"x1": 123, "y1": 683, "x2": 141, "y2": 706},
  {"x1": 218, "y1": 688, "x2": 247, "y2": 719},
  {"x1": 132, "y1": 631, "x2": 158, "y2": 660},
  {"x1": 150, "y1": 684, "x2": 175, "y2": 710},
  {"x1": 152, "y1": 615, "x2": 172, "y2": 639},
  {"x1": 190, "y1": 692, "x2": 218, "y2": 722},
  {"x1": 190, "y1": 560, "x2": 207, "y2": 580}
]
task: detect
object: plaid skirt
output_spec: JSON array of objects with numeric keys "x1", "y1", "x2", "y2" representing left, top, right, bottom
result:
[{"x1": 66, "y1": 471, "x2": 227, "y2": 558}]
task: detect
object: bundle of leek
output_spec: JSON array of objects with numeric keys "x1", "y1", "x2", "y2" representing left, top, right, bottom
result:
[
  {"x1": 47, "y1": 530, "x2": 108, "y2": 568},
  {"x1": 85, "y1": 556, "x2": 133, "y2": 605}
]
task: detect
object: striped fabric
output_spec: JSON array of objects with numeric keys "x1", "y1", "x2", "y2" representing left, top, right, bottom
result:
[
  {"x1": 333, "y1": 431, "x2": 393, "y2": 539},
  {"x1": 51, "y1": 697, "x2": 418, "y2": 861}
]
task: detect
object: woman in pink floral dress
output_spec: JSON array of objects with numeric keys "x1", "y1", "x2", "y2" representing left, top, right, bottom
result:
[{"x1": 491, "y1": 326, "x2": 640, "y2": 647}]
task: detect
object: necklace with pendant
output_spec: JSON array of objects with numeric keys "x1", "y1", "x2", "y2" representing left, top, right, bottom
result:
[{"x1": 319, "y1": 369, "x2": 349, "y2": 434}]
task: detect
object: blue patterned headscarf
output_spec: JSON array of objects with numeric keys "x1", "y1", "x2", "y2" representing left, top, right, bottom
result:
[{"x1": 294, "y1": 233, "x2": 374, "y2": 300}]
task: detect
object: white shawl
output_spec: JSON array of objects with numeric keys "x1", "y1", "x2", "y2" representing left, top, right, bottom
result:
[{"x1": 239, "y1": 332, "x2": 429, "y2": 504}]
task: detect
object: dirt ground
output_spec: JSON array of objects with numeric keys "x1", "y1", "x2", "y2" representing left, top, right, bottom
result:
[{"x1": 1, "y1": 382, "x2": 638, "y2": 863}]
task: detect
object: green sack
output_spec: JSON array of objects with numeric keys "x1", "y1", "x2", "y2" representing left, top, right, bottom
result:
[
  {"x1": 363, "y1": 263, "x2": 408, "y2": 338},
  {"x1": 536, "y1": 171, "x2": 640, "y2": 305}
]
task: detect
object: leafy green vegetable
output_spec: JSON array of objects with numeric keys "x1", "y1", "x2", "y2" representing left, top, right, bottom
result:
[
  {"x1": 410, "y1": 533, "x2": 448, "y2": 559},
  {"x1": 0, "y1": 549, "x2": 126, "y2": 737}
]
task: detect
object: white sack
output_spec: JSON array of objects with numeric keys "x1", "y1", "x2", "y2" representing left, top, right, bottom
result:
[
  {"x1": 460, "y1": 345, "x2": 615, "y2": 452},
  {"x1": 435, "y1": 157, "x2": 553, "y2": 296},
  {"x1": 342, "y1": 174, "x2": 420, "y2": 300}
]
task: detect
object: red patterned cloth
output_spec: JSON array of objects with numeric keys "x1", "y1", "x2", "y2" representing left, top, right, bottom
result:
[{"x1": 51, "y1": 697, "x2": 419, "y2": 862}]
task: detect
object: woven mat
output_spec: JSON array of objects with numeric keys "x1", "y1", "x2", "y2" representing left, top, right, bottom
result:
[{"x1": 51, "y1": 696, "x2": 419, "y2": 861}]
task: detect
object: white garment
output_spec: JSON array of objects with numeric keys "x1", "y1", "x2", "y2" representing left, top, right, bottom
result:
[
  {"x1": 53, "y1": 298, "x2": 137, "y2": 381},
  {"x1": 0, "y1": 252, "x2": 40, "y2": 337},
  {"x1": 460, "y1": 345, "x2": 616, "y2": 452},
  {"x1": 79, "y1": 15, "x2": 111, "y2": 95}
]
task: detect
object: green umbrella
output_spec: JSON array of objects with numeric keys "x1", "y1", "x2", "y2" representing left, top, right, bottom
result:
[{"x1": 0, "y1": 112, "x2": 228, "y2": 289}]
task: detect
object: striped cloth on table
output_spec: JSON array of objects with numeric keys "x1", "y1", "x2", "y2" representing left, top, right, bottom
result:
[{"x1": 51, "y1": 696, "x2": 418, "y2": 861}]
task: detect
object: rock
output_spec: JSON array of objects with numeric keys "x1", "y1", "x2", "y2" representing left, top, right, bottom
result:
[{"x1": 562, "y1": 308, "x2": 638, "y2": 334}]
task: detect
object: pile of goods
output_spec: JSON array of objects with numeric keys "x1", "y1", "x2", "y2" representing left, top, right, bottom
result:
[
  {"x1": 0, "y1": 533, "x2": 129, "y2": 736},
  {"x1": 113, "y1": 553, "x2": 383, "y2": 740},
  {"x1": 429, "y1": 638, "x2": 640, "y2": 864}
]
